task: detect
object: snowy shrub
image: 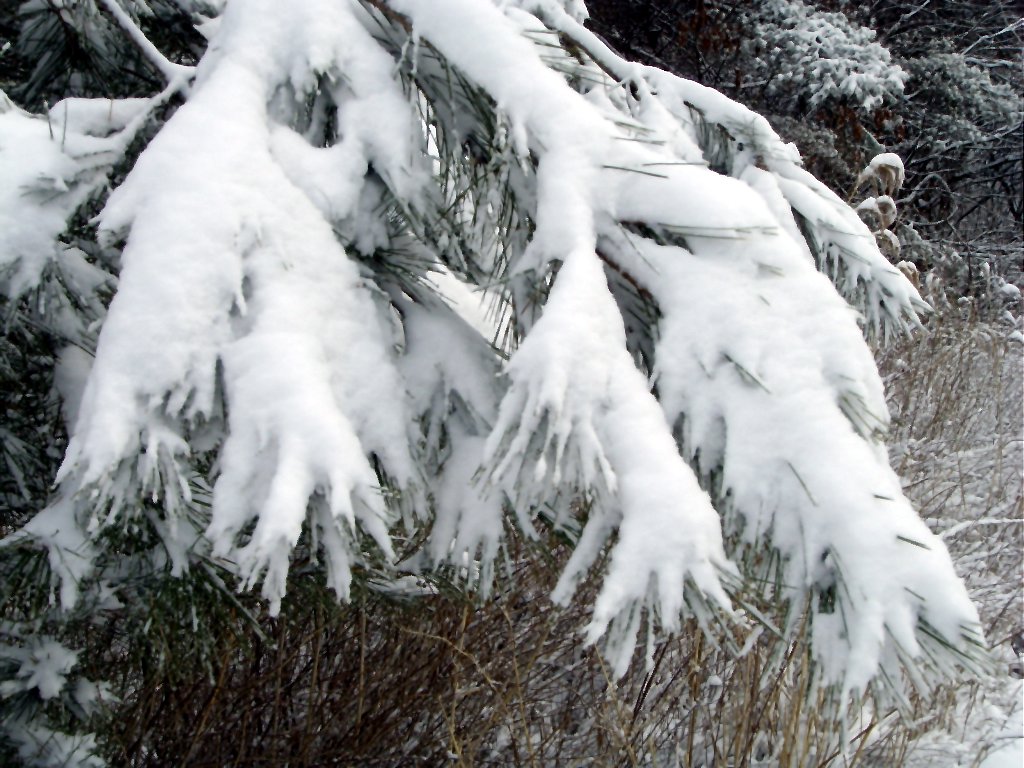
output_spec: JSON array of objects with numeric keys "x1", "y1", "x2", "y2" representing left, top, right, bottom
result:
[
  {"x1": 901, "y1": 52, "x2": 1020, "y2": 149},
  {"x1": 743, "y1": 0, "x2": 906, "y2": 113},
  {"x1": 0, "y1": 0, "x2": 995, "y2": 763},
  {"x1": 876, "y1": 11, "x2": 1023, "y2": 275}
]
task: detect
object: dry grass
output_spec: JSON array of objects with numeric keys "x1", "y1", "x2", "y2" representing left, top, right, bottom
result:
[
  {"x1": 869, "y1": 299, "x2": 1023, "y2": 766},
  {"x1": 67, "y1": 302, "x2": 1021, "y2": 767},
  {"x1": 86, "y1": 546, "x2": 879, "y2": 766},
  {"x1": 880, "y1": 302, "x2": 1022, "y2": 652}
]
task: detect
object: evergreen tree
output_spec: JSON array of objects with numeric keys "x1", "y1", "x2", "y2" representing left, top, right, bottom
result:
[{"x1": 0, "y1": 1, "x2": 987, "y2": 763}]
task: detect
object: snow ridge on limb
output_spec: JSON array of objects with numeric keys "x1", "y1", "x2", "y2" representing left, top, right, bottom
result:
[
  {"x1": 394, "y1": 284, "x2": 506, "y2": 594},
  {"x1": 54, "y1": 0, "x2": 424, "y2": 613}
]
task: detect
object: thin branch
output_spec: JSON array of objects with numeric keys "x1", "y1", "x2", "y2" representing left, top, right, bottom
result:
[
  {"x1": 97, "y1": 0, "x2": 195, "y2": 86},
  {"x1": 359, "y1": 0, "x2": 413, "y2": 33}
]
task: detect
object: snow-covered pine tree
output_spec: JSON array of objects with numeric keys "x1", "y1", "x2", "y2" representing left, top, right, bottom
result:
[{"x1": 1, "y1": 0, "x2": 987, "y2": 760}]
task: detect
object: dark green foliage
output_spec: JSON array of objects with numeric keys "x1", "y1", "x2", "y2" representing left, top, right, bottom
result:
[{"x1": 1, "y1": 0, "x2": 206, "y2": 109}]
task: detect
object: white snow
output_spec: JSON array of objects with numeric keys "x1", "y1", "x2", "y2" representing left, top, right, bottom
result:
[
  {"x1": 858, "y1": 152, "x2": 906, "y2": 194},
  {"x1": 53, "y1": 345, "x2": 94, "y2": 437},
  {"x1": 980, "y1": 699, "x2": 1024, "y2": 768},
  {"x1": 0, "y1": 88, "x2": 159, "y2": 299},
  {"x1": 0, "y1": 638, "x2": 78, "y2": 700}
]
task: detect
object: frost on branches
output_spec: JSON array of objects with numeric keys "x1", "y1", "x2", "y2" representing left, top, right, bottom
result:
[
  {"x1": 1, "y1": 0, "x2": 983, "y2": 702},
  {"x1": 742, "y1": 0, "x2": 907, "y2": 113}
]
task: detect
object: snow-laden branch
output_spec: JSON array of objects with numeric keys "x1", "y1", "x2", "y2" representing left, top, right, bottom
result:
[
  {"x1": 10, "y1": 0, "x2": 984, "y2": 696},
  {"x1": 383, "y1": 0, "x2": 979, "y2": 692},
  {"x1": 518, "y1": 0, "x2": 929, "y2": 339},
  {"x1": 53, "y1": 0, "x2": 427, "y2": 612}
]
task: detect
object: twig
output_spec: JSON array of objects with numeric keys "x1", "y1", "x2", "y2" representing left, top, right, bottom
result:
[{"x1": 97, "y1": 0, "x2": 195, "y2": 86}]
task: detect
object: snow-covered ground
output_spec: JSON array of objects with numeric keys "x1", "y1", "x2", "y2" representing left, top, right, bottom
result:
[{"x1": 979, "y1": 685, "x2": 1023, "y2": 768}]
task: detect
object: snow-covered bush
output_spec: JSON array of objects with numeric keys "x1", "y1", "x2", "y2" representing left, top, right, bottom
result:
[
  {"x1": 743, "y1": 0, "x2": 906, "y2": 113},
  {"x1": 0, "y1": 0, "x2": 993, "y2": 762}
]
